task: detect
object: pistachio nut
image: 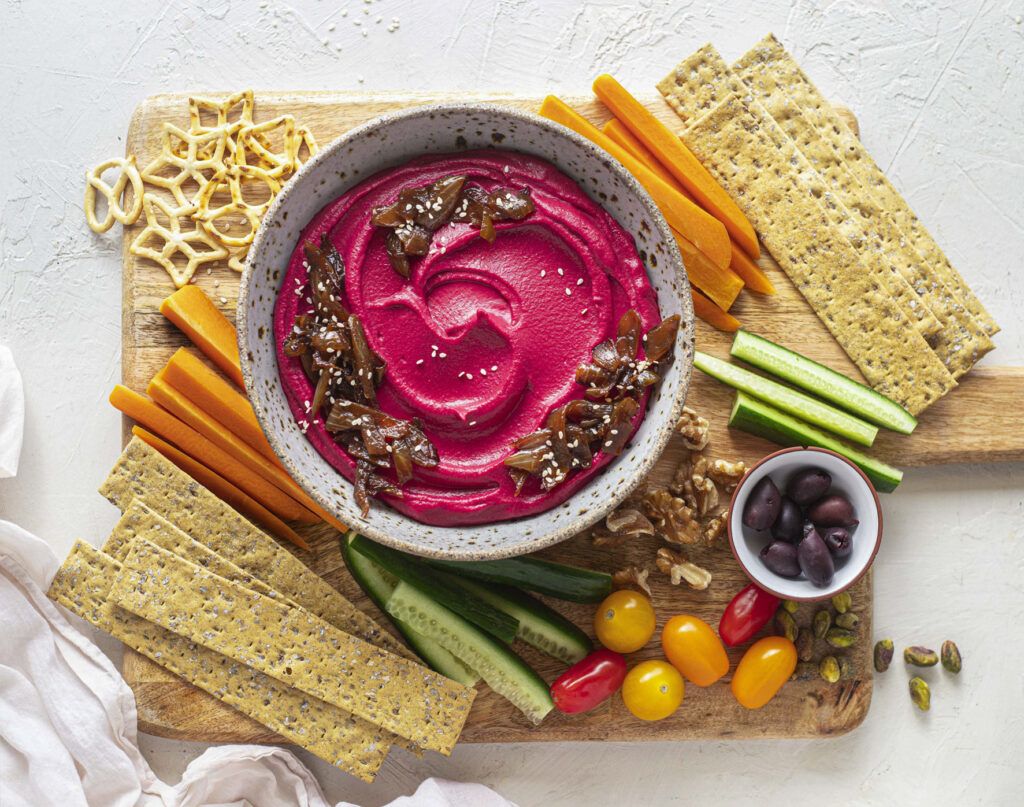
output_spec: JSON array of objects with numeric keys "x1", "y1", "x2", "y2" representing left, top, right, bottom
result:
[
  {"x1": 941, "y1": 640, "x2": 962, "y2": 674},
  {"x1": 831, "y1": 591, "x2": 852, "y2": 614},
  {"x1": 813, "y1": 609, "x2": 831, "y2": 639},
  {"x1": 825, "y1": 627, "x2": 855, "y2": 648},
  {"x1": 819, "y1": 655, "x2": 840, "y2": 683},
  {"x1": 909, "y1": 676, "x2": 930, "y2": 711},
  {"x1": 794, "y1": 629, "x2": 814, "y2": 662},
  {"x1": 781, "y1": 599, "x2": 799, "y2": 614},
  {"x1": 838, "y1": 657, "x2": 856, "y2": 679},
  {"x1": 903, "y1": 645, "x2": 939, "y2": 667},
  {"x1": 874, "y1": 639, "x2": 894, "y2": 672},
  {"x1": 774, "y1": 608, "x2": 798, "y2": 642},
  {"x1": 835, "y1": 612, "x2": 859, "y2": 630}
]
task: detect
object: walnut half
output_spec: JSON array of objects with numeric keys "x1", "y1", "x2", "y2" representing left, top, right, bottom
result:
[
  {"x1": 612, "y1": 565, "x2": 651, "y2": 597},
  {"x1": 643, "y1": 490, "x2": 701, "y2": 545},
  {"x1": 708, "y1": 459, "x2": 747, "y2": 491},
  {"x1": 655, "y1": 547, "x2": 712, "y2": 590},
  {"x1": 676, "y1": 406, "x2": 710, "y2": 450}
]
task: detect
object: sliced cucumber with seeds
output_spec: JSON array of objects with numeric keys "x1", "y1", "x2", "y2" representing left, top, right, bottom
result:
[
  {"x1": 349, "y1": 534, "x2": 519, "y2": 642},
  {"x1": 730, "y1": 330, "x2": 917, "y2": 434},
  {"x1": 449, "y1": 576, "x2": 591, "y2": 665},
  {"x1": 418, "y1": 556, "x2": 613, "y2": 603},
  {"x1": 694, "y1": 350, "x2": 878, "y2": 446},
  {"x1": 729, "y1": 392, "x2": 903, "y2": 492},
  {"x1": 340, "y1": 533, "x2": 479, "y2": 686},
  {"x1": 386, "y1": 581, "x2": 554, "y2": 724}
]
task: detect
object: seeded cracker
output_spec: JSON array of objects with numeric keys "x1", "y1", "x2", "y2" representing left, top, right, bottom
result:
[
  {"x1": 98, "y1": 437, "x2": 414, "y2": 661},
  {"x1": 680, "y1": 93, "x2": 955, "y2": 413},
  {"x1": 104, "y1": 500, "x2": 297, "y2": 605},
  {"x1": 47, "y1": 541, "x2": 391, "y2": 781},
  {"x1": 734, "y1": 34, "x2": 999, "y2": 338},
  {"x1": 109, "y1": 538, "x2": 475, "y2": 755},
  {"x1": 657, "y1": 44, "x2": 942, "y2": 343}
]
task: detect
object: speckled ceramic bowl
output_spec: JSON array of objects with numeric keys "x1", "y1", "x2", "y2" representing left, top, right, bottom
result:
[{"x1": 239, "y1": 103, "x2": 694, "y2": 559}]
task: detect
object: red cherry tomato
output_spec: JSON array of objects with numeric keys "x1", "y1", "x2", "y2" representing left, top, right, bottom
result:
[
  {"x1": 719, "y1": 583, "x2": 780, "y2": 646},
  {"x1": 550, "y1": 649, "x2": 628, "y2": 714}
]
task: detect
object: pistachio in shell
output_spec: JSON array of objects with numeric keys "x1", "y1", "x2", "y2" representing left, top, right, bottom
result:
[
  {"x1": 825, "y1": 627, "x2": 856, "y2": 648},
  {"x1": 819, "y1": 655, "x2": 840, "y2": 683},
  {"x1": 835, "y1": 612, "x2": 859, "y2": 630},
  {"x1": 904, "y1": 646, "x2": 939, "y2": 667},
  {"x1": 831, "y1": 591, "x2": 852, "y2": 614},
  {"x1": 812, "y1": 609, "x2": 831, "y2": 639},
  {"x1": 909, "y1": 677, "x2": 930, "y2": 711},
  {"x1": 874, "y1": 639, "x2": 894, "y2": 672}
]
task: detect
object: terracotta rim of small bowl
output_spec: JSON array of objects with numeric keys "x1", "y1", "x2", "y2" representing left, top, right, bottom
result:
[
  {"x1": 237, "y1": 101, "x2": 693, "y2": 559},
  {"x1": 727, "y1": 446, "x2": 883, "y2": 601}
]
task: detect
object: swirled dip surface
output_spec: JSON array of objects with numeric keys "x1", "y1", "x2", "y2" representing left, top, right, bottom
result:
[{"x1": 275, "y1": 150, "x2": 660, "y2": 525}]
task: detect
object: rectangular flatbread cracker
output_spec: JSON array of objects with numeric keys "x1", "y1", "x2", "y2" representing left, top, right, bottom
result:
[
  {"x1": 109, "y1": 538, "x2": 476, "y2": 755},
  {"x1": 657, "y1": 43, "x2": 942, "y2": 343},
  {"x1": 681, "y1": 92, "x2": 956, "y2": 413},
  {"x1": 47, "y1": 541, "x2": 392, "y2": 781},
  {"x1": 734, "y1": 34, "x2": 998, "y2": 338},
  {"x1": 98, "y1": 437, "x2": 412, "y2": 661}
]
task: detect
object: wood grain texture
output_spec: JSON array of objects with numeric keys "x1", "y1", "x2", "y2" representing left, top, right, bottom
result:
[{"x1": 116, "y1": 90, "x2": 1012, "y2": 746}]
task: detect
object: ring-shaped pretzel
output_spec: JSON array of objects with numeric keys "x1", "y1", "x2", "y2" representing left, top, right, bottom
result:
[{"x1": 84, "y1": 156, "x2": 144, "y2": 232}]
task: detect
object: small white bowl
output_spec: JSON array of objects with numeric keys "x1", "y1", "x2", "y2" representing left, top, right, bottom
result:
[{"x1": 728, "y1": 447, "x2": 882, "y2": 601}]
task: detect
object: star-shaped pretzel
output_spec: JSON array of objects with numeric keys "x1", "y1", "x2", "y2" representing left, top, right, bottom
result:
[
  {"x1": 192, "y1": 163, "x2": 281, "y2": 248},
  {"x1": 236, "y1": 115, "x2": 300, "y2": 178},
  {"x1": 84, "y1": 156, "x2": 144, "y2": 232},
  {"x1": 130, "y1": 194, "x2": 229, "y2": 287},
  {"x1": 185, "y1": 89, "x2": 254, "y2": 160},
  {"x1": 141, "y1": 122, "x2": 228, "y2": 206}
]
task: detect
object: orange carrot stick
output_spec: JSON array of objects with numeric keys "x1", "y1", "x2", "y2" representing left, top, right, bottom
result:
[
  {"x1": 605, "y1": 115, "x2": 768, "y2": 296},
  {"x1": 110, "y1": 384, "x2": 318, "y2": 524},
  {"x1": 593, "y1": 75, "x2": 760, "y2": 261},
  {"x1": 132, "y1": 426, "x2": 310, "y2": 551},
  {"x1": 148, "y1": 371, "x2": 348, "y2": 532},
  {"x1": 163, "y1": 347, "x2": 281, "y2": 465},
  {"x1": 160, "y1": 285, "x2": 245, "y2": 388},
  {"x1": 729, "y1": 241, "x2": 776, "y2": 295},
  {"x1": 539, "y1": 95, "x2": 731, "y2": 270},
  {"x1": 671, "y1": 229, "x2": 744, "y2": 312},
  {"x1": 692, "y1": 289, "x2": 740, "y2": 332}
]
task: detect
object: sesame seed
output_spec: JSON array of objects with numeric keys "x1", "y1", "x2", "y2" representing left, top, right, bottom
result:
[
  {"x1": 466, "y1": 373, "x2": 473, "y2": 379},
  {"x1": 540, "y1": 269, "x2": 546, "y2": 277},
  {"x1": 469, "y1": 420, "x2": 477, "y2": 426},
  {"x1": 491, "y1": 365, "x2": 497, "y2": 371},
  {"x1": 480, "y1": 369, "x2": 487, "y2": 376},
  {"x1": 582, "y1": 308, "x2": 588, "y2": 315},
  {"x1": 439, "y1": 352, "x2": 447, "y2": 358},
  {"x1": 416, "y1": 359, "x2": 424, "y2": 365},
  {"x1": 565, "y1": 288, "x2": 572, "y2": 296},
  {"x1": 576, "y1": 278, "x2": 583, "y2": 285},
  {"x1": 431, "y1": 345, "x2": 439, "y2": 351},
  {"x1": 557, "y1": 267, "x2": 564, "y2": 276},
  {"x1": 458, "y1": 371, "x2": 465, "y2": 377}
]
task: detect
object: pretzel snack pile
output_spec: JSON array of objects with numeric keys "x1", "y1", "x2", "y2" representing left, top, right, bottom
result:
[{"x1": 83, "y1": 90, "x2": 319, "y2": 286}]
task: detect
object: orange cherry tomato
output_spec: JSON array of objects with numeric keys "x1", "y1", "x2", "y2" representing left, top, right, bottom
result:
[
  {"x1": 621, "y1": 659, "x2": 685, "y2": 721},
  {"x1": 594, "y1": 589, "x2": 656, "y2": 654},
  {"x1": 731, "y1": 636, "x2": 798, "y2": 709},
  {"x1": 661, "y1": 614, "x2": 729, "y2": 687}
]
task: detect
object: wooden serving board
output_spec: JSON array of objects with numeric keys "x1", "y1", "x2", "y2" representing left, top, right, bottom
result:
[{"x1": 118, "y1": 91, "x2": 1023, "y2": 747}]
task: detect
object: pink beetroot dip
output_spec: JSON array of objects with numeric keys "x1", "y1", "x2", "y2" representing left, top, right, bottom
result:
[{"x1": 274, "y1": 150, "x2": 660, "y2": 526}]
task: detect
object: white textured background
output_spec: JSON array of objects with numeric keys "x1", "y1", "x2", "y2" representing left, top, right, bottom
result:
[{"x1": 2, "y1": 1, "x2": 1022, "y2": 804}]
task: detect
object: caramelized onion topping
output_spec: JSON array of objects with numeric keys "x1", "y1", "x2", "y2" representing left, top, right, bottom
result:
[
  {"x1": 283, "y1": 235, "x2": 440, "y2": 515},
  {"x1": 504, "y1": 310, "x2": 681, "y2": 495},
  {"x1": 371, "y1": 174, "x2": 536, "y2": 274}
]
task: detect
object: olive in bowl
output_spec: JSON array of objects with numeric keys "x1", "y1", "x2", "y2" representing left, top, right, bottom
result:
[{"x1": 728, "y1": 447, "x2": 882, "y2": 602}]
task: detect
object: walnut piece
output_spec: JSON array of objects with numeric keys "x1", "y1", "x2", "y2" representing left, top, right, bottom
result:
[
  {"x1": 708, "y1": 459, "x2": 746, "y2": 491},
  {"x1": 702, "y1": 509, "x2": 728, "y2": 547},
  {"x1": 690, "y1": 455, "x2": 720, "y2": 517},
  {"x1": 676, "y1": 406, "x2": 709, "y2": 450},
  {"x1": 593, "y1": 505, "x2": 655, "y2": 547},
  {"x1": 655, "y1": 547, "x2": 712, "y2": 590},
  {"x1": 612, "y1": 565, "x2": 651, "y2": 597},
  {"x1": 643, "y1": 490, "x2": 700, "y2": 545}
]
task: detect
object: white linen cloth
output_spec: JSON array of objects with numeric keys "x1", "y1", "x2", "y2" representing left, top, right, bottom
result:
[{"x1": 0, "y1": 347, "x2": 515, "y2": 807}]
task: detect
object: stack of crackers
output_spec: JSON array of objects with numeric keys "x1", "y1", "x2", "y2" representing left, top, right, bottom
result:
[
  {"x1": 47, "y1": 437, "x2": 476, "y2": 782},
  {"x1": 657, "y1": 35, "x2": 998, "y2": 415}
]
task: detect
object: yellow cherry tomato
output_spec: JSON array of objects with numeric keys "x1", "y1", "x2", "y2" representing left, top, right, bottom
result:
[
  {"x1": 661, "y1": 614, "x2": 729, "y2": 687},
  {"x1": 594, "y1": 589, "x2": 656, "y2": 653},
  {"x1": 621, "y1": 659, "x2": 685, "y2": 721},
  {"x1": 731, "y1": 635, "x2": 798, "y2": 709}
]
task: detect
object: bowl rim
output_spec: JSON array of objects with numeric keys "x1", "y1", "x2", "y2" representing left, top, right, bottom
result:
[
  {"x1": 727, "y1": 446, "x2": 883, "y2": 601},
  {"x1": 237, "y1": 100, "x2": 693, "y2": 559}
]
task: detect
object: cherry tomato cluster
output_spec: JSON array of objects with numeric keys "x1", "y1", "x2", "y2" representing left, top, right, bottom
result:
[{"x1": 551, "y1": 580, "x2": 802, "y2": 720}]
